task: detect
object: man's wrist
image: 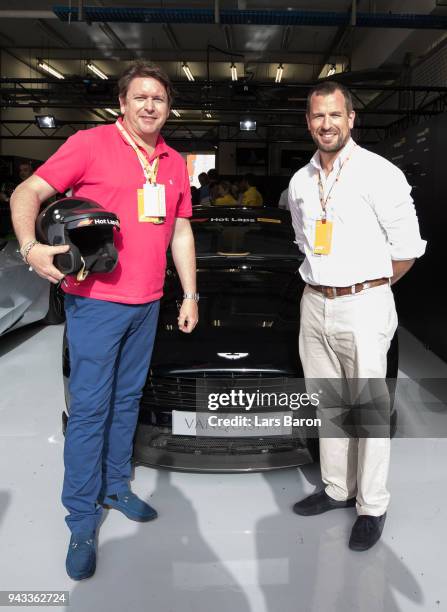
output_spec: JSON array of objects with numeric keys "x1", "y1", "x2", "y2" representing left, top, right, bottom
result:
[
  {"x1": 183, "y1": 292, "x2": 199, "y2": 302},
  {"x1": 19, "y1": 236, "x2": 37, "y2": 250},
  {"x1": 20, "y1": 239, "x2": 41, "y2": 263}
]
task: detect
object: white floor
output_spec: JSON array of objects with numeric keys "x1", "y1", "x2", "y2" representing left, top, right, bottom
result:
[{"x1": 0, "y1": 324, "x2": 446, "y2": 612}]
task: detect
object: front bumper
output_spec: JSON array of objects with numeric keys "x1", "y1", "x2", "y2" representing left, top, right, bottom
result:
[{"x1": 133, "y1": 423, "x2": 314, "y2": 472}]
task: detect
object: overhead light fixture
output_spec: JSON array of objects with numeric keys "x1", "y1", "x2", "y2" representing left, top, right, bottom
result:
[
  {"x1": 182, "y1": 62, "x2": 195, "y2": 81},
  {"x1": 230, "y1": 63, "x2": 238, "y2": 82},
  {"x1": 37, "y1": 60, "x2": 64, "y2": 80},
  {"x1": 35, "y1": 115, "x2": 57, "y2": 129},
  {"x1": 105, "y1": 108, "x2": 119, "y2": 117},
  {"x1": 240, "y1": 119, "x2": 256, "y2": 131},
  {"x1": 327, "y1": 64, "x2": 337, "y2": 77},
  {"x1": 205, "y1": 111, "x2": 212, "y2": 119},
  {"x1": 87, "y1": 62, "x2": 108, "y2": 80},
  {"x1": 275, "y1": 63, "x2": 284, "y2": 83},
  {"x1": 172, "y1": 109, "x2": 181, "y2": 118}
]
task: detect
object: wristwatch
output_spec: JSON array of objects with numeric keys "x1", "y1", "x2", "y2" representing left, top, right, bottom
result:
[{"x1": 183, "y1": 292, "x2": 200, "y2": 302}]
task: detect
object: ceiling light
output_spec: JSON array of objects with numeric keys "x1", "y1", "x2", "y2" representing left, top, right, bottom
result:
[
  {"x1": 182, "y1": 62, "x2": 195, "y2": 82},
  {"x1": 240, "y1": 119, "x2": 256, "y2": 131},
  {"x1": 205, "y1": 111, "x2": 212, "y2": 119},
  {"x1": 275, "y1": 63, "x2": 284, "y2": 83},
  {"x1": 327, "y1": 64, "x2": 336, "y2": 77},
  {"x1": 172, "y1": 109, "x2": 181, "y2": 118},
  {"x1": 105, "y1": 108, "x2": 119, "y2": 117},
  {"x1": 230, "y1": 63, "x2": 238, "y2": 82},
  {"x1": 87, "y1": 62, "x2": 108, "y2": 80},
  {"x1": 35, "y1": 115, "x2": 56, "y2": 128},
  {"x1": 37, "y1": 60, "x2": 64, "y2": 80}
]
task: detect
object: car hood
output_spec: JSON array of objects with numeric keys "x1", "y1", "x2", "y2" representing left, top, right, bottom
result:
[{"x1": 151, "y1": 259, "x2": 304, "y2": 376}]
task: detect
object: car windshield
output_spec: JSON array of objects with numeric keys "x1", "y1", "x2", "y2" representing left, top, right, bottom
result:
[{"x1": 190, "y1": 214, "x2": 300, "y2": 258}]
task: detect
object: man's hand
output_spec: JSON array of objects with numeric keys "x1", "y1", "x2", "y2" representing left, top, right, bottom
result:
[
  {"x1": 27, "y1": 243, "x2": 70, "y2": 284},
  {"x1": 391, "y1": 258, "x2": 415, "y2": 285},
  {"x1": 177, "y1": 299, "x2": 198, "y2": 333}
]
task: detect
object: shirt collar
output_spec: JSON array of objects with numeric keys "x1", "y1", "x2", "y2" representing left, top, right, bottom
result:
[
  {"x1": 116, "y1": 117, "x2": 169, "y2": 161},
  {"x1": 310, "y1": 137, "x2": 356, "y2": 173}
]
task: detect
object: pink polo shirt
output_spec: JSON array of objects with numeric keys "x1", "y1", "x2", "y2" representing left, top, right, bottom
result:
[{"x1": 35, "y1": 122, "x2": 192, "y2": 304}]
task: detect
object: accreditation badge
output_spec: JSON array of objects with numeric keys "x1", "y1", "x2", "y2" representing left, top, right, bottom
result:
[
  {"x1": 137, "y1": 183, "x2": 166, "y2": 224},
  {"x1": 313, "y1": 219, "x2": 333, "y2": 255}
]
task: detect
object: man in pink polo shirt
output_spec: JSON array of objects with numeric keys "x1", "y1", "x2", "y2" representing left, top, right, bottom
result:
[{"x1": 11, "y1": 61, "x2": 198, "y2": 580}]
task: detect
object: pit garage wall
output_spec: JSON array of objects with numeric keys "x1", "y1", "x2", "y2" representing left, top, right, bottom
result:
[{"x1": 371, "y1": 114, "x2": 444, "y2": 362}]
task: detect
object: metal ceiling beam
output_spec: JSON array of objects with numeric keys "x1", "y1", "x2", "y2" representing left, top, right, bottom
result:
[
  {"x1": 0, "y1": 49, "x2": 38, "y2": 76},
  {"x1": 281, "y1": 26, "x2": 291, "y2": 51},
  {"x1": 2, "y1": 48, "x2": 345, "y2": 65},
  {"x1": 35, "y1": 19, "x2": 71, "y2": 48},
  {"x1": 162, "y1": 23, "x2": 180, "y2": 50},
  {"x1": 0, "y1": 11, "x2": 57, "y2": 19},
  {"x1": 2, "y1": 78, "x2": 447, "y2": 93},
  {"x1": 0, "y1": 101, "x2": 439, "y2": 116},
  {"x1": 98, "y1": 23, "x2": 127, "y2": 50},
  {"x1": 0, "y1": 31, "x2": 15, "y2": 46},
  {"x1": 51, "y1": 6, "x2": 447, "y2": 29},
  {"x1": 222, "y1": 25, "x2": 233, "y2": 51},
  {"x1": 318, "y1": 0, "x2": 368, "y2": 76}
]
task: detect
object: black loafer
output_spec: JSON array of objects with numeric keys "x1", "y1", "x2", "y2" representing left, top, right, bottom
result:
[
  {"x1": 349, "y1": 513, "x2": 386, "y2": 551},
  {"x1": 293, "y1": 490, "x2": 356, "y2": 516}
]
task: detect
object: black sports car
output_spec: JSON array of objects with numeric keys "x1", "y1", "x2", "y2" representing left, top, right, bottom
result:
[{"x1": 63, "y1": 206, "x2": 398, "y2": 472}]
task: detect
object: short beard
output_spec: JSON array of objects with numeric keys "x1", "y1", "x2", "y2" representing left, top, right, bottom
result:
[{"x1": 312, "y1": 131, "x2": 349, "y2": 154}]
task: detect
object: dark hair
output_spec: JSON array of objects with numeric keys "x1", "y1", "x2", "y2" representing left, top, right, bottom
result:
[
  {"x1": 118, "y1": 60, "x2": 174, "y2": 107},
  {"x1": 306, "y1": 81, "x2": 353, "y2": 114}
]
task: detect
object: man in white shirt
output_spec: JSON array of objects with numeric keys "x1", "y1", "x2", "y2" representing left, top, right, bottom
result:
[{"x1": 289, "y1": 81, "x2": 426, "y2": 551}]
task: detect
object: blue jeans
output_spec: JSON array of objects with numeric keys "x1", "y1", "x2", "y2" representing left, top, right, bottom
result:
[{"x1": 62, "y1": 294, "x2": 160, "y2": 535}]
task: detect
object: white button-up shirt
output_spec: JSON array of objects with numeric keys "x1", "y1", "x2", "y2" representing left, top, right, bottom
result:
[{"x1": 289, "y1": 138, "x2": 426, "y2": 287}]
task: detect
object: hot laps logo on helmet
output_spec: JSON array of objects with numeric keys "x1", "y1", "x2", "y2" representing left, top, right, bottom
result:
[
  {"x1": 93, "y1": 218, "x2": 120, "y2": 227},
  {"x1": 36, "y1": 197, "x2": 120, "y2": 281},
  {"x1": 74, "y1": 218, "x2": 120, "y2": 228}
]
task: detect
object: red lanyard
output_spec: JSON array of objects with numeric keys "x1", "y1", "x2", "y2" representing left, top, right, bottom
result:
[{"x1": 317, "y1": 143, "x2": 356, "y2": 220}]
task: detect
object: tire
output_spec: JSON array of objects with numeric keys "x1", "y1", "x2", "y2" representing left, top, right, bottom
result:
[{"x1": 43, "y1": 283, "x2": 65, "y2": 325}]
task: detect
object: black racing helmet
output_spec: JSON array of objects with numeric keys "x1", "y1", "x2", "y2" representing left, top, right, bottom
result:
[{"x1": 36, "y1": 197, "x2": 120, "y2": 281}]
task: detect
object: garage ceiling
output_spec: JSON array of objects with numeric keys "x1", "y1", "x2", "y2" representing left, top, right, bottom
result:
[{"x1": 2, "y1": 0, "x2": 447, "y2": 146}]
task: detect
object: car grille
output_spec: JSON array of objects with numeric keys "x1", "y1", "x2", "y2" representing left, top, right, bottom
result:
[
  {"x1": 137, "y1": 426, "x2": 307, "y2": 456},
  {"x1": 142, "y1": 376, "x2": 197, "y2": 410},
  {"x1": 141, "y1": 373, "x2": 295, "y2": 411}
]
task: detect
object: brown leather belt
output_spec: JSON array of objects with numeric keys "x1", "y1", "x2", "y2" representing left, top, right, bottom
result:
[{"x1": 308, "y1": 277, "x2": 389, "y2": 299}]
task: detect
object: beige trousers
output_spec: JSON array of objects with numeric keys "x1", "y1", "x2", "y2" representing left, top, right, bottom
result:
[{"x1": 299, "y1": 283, "x2": 398, "y2": 516}]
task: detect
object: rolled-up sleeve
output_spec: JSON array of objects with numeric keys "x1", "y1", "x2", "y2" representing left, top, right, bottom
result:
[{"x1": 369, "y1": 163, "x2": 426, "y2": 260}]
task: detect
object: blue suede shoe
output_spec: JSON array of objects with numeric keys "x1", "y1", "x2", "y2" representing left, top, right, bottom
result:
[
  {"x1": 100, "y1": 490, "x2": 158, "y2": 522},
  {"x1": 66, "y1": 532, "x2": 96, "y2": 581}
]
